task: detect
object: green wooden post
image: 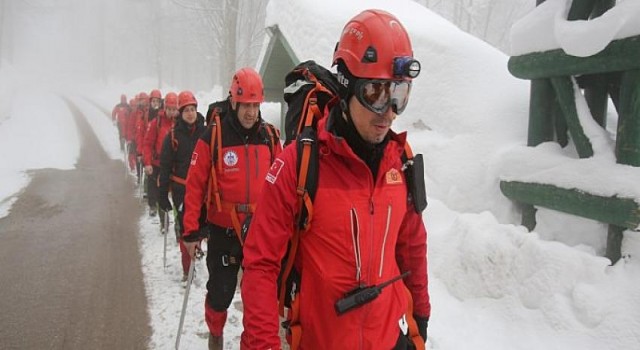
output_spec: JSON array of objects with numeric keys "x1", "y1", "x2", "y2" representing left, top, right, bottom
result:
[
  {"x1": 568, "y1": 0, "x2": 598, "y2": 20},
  {"x1": 606, "y1": 225, "x2": 624, "y2": 263},
  {"x1": 528, "y1": 79, "x2": 556, "y2": 146},
  {"x1": 551, "y1": 77, "x2": 594, "y2": 158},
  {"x1": 608, "y1": 69, "x2": 640, "y2": 263},
  {"x1": 608, "y1": 71, "x2": 622, "y2": 114},
  {"x1": 519, "y1": 0, "x2": 551, "y2": 231},
  {"x1": 585, "y1": 1, "x2": 616, "y2": 128},
  {"x1": 616, "y1": 69, "x2": 640, "y2": 166},
  {"x1": 592, "y1": 0, "x2": 616, "y2": 18},
  {"x1": 553, "y1": 93, "x2": 569, "y2": 147},
  {"x1": 521, "y1": 204, "x2": 538, "y2": 232},
  {"x1": 583, "y1": 74, "x2": 609, "y2": 127}
]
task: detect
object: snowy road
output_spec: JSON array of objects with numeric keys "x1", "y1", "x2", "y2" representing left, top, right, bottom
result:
[{"x1": 0, "y1": 99, "x2": 150, "y2": 349}]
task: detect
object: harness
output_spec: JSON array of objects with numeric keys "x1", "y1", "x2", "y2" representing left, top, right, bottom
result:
[{"x1": 205, "y1": 113, "x2": 278, "y2": 247}]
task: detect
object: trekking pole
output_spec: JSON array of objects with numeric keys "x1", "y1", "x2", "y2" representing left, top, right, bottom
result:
[
  {"x1": 163, "y1": 212, "x2": 169, "y2": 269},
  {"x1": 175, "y1": 249, "x2": 203, "y2": 350},
  {"x1": 139, "y1": 170, "x2": 146, "y2": 203},
  {"x1": 123, "y1": 142, "x2": 129, "y2": 178}
]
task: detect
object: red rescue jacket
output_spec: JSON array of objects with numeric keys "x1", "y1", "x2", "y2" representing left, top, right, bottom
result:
[
  {"x1": 240, "y1": 115, "x2": 430, "y2": 350},
  {"x1": 124, "y1": 105, "x2": 138, "y2": 142},
  {"x1": 111, "y1": 103, "x2": 130, "y2": 131},
  {"x1": 143, "y1": 110, "x2": 173, "y2": 167},
  {"x1": 183, "y1": 113, "x2": 282, "y2": 238},
  {"x1": 135, "y1": 107, "x2": 150, "y2": 152}
]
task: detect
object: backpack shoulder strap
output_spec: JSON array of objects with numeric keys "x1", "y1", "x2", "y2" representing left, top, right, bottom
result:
[
  {"x1": 262, "y1": 122, "x2": 280, "y2": 164},
  {"x1": 206, "y1": 115, "x2": 223, "y2": 214},
  {"x1": 278, "y1": 90, "x2": 323, "y2": 318},
  {"x1": 170, "y1": 126, "x2": 178, "y2": 151}
]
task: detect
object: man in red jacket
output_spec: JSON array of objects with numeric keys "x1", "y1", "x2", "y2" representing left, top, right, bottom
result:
[
  {"x1": 240, "y1": 9, "x2": 430, "y2": 350},
  {"x1": 124, "y1": 96, "x2": 139, "y2": 172},
  {"x1": 158, "y1": 91, "x2": 207, "y2": 282},
  {"x1": 182, "y1": 68, "x2": 282, "y2": 350},
  {"x1": 133, "y1": 92, "x2": 150, "y2": 186},
  {"x1": 143, "y1": 92, "x2": 177, "y2": 220},
  {"x1": 111, "y1": 94, "x2": 130, "y2": 150}
]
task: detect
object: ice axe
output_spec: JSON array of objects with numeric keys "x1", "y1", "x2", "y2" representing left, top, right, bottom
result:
[
  {"x1": 162, "y1": 211, "x2": 169, "y2": 269},
  {"x1": 138, "y1": 170, "x2": 146, "y2": 203},
  {"x1": 123, "y1": 142, "x2": 129, "y2": 178},
  {"x1": 175, "y1": 248, "x2": 203, "y2": 350}
]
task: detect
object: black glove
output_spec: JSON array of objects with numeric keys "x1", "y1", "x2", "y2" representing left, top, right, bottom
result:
[
  {"x1": 158, "y1": 192, "x2": 172, "y2": 212},
  {"x1": 414, "y1": 315, "x2": 428, "y2": 343}
]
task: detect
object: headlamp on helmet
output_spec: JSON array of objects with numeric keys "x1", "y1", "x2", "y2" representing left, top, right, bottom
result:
[{"x1": 393, "y1": 57, "x2": 421, "y2": 79}]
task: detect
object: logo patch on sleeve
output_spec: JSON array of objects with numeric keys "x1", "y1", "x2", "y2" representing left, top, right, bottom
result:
[
  {"x1": 385, "y1": 168, "x2": 403, "y2": 185},
  {"x1": 266, "y1": 159, "x2": 285, "y2": 184},
  {"x1": 190, "y1": 151, "x2": 198, "y2": 166}
]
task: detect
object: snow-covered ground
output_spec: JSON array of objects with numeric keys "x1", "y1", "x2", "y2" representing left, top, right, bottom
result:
[{"x1": 1, "y1": 0, "x2": 639, "y2": 349}]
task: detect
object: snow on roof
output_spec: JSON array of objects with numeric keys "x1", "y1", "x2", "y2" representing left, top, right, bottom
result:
[{"x1": 510, "y1": 0, "x2": 640, "y2": 57}]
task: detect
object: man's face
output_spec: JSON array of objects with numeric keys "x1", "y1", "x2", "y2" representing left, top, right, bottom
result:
[
  {"x1": 181, "y1": 105, "x2": 197, "y2": 125},
  {"x1": 348, "y1": 95, "x2": 395, "y2": 144},
  {"x1": 235, "y1": 102, "x2": 260, "y2": 129},
  {"x1": 150, "y1": 98, "x2": 162, "y2": 110},
  {"x1": 139, "y1": 99, "x2": 149, "y2": 110},
  {"x1": 165, "y1": 106, "x2": 178, "y2": 119}
]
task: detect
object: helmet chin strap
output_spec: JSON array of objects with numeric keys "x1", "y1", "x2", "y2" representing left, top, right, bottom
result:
[{"x1": 340, "y1": 98, "x2": 350, "y2": 121}]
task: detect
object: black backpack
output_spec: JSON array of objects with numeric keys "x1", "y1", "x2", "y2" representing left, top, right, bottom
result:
[{"x1": 205, "y1": 97, "x2": 231, "y2": 126}]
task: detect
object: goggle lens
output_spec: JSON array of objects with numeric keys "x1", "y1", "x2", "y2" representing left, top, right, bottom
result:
[{"x1": 356, "y1": 80, "x2": 412, "y2": 115}]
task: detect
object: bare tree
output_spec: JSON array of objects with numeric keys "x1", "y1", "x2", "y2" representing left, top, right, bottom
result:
[{"x1": 170, "y1": 0, "x2": 267, "y2": 88}]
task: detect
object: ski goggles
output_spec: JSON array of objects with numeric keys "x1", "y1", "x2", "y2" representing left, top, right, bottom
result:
[{"x1": 354, "y1": 79, "x2": 412, "y2": 115}]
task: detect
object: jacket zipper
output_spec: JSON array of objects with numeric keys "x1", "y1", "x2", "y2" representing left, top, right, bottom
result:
[
  {"x1": 350, "y1": 207, "x2": 364, "y2": 350},
  {"x1": 378, "y1": 203, "x2": 392, "y2": 278},
  {"x1": 254, "y1": 147, "x2": 259, "y2": 178},
  {"x1": 350, "y1": 207, "x2": 362, "y2": 282},
  {"x1": 244, "y1": 142, "x2": 250, "y2": 204}
]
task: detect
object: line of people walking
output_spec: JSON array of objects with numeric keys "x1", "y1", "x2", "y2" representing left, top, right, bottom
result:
[{"x1": 110, "y1": 9, "x2": 430, "y2": 350}]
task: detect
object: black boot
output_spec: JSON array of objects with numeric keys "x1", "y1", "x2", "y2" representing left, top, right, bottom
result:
[{"x1": 208, "y1": 334, "x2": 223, "y2": 350}]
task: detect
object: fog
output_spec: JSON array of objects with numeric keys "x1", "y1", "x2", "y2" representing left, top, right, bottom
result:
[
  {"x1": 0, "y1": 0, "x2": 535, "y2": 91},
  {"x1": 0, "y1": 0, "x2": 268, "y2": 91}
]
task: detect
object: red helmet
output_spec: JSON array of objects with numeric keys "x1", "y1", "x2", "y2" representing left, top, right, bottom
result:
[
  {"x1": 138, "y1": 92, "x2": 150, "y2": 105},
  {"x1": 230, "y1": 67, "x2": 264, "y2": 103},
  {"x1": 150, "y1": 89, "x2": 162, "y2": 99},
  {"x1": 164, "y1": 92, "x2": 178, "y2": 108},
  {"x1": 178, "y1": 91, "x2": 197, "y2": 110},
  {"x1": 333, "y1": 9, "x2": 419, "y2": 80}
]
